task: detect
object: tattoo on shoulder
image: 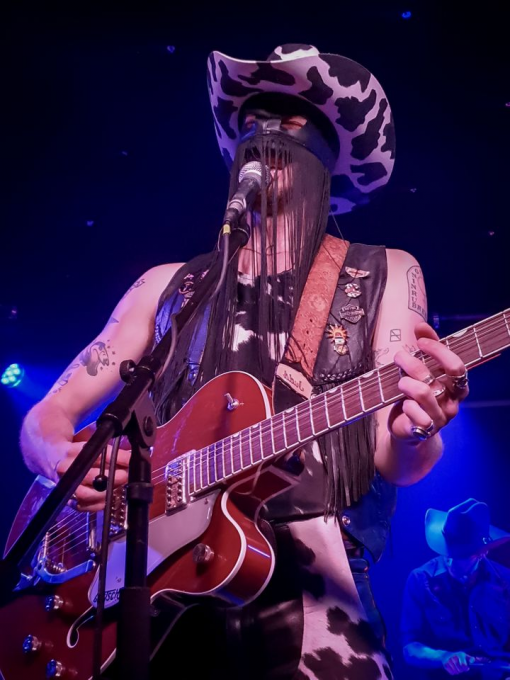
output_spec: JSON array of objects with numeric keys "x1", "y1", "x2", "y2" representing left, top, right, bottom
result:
[
  {"x1": 122, "y1": 278, "x2": 146, "y2": 300},
  {"x1": 373, "y1": 347, "x2": 390, "y2": 367},
  {"x1": 407, "y1": 265, "x2": 427, "y2": 322}
]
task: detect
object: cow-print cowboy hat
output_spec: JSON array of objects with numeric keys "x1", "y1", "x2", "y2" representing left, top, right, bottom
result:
[{"x1": 207, "y1": 44, "x2": 396, "y2": 215}]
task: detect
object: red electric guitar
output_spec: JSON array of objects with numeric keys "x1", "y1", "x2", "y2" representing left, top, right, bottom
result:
[{"x1": 0, "y1": 309, "x2": 509, "y2": 680}]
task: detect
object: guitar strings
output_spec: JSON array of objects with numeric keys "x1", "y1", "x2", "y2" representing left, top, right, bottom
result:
[
  {"x1": 42, "y1": 316, "x2": 509, "y2": 555},
  {"x1": 157, "y1": 319, "x2": 510, "y2": 493}
]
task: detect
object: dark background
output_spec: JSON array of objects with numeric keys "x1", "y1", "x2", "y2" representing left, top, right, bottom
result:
[{"x1": 1, "y1": 2, "x2": 509, "y2": 677}]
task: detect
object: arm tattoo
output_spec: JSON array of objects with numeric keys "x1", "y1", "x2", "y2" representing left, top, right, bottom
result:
[
  {"x1": 50, "y1": 340, "x2": 117, "y2": 392},
  {"x1": 50, "y1": 363, "x2": 80, "y2": 394},
  {"x1": 121, "y1": 278, "x2": 146, "y2": 300},
  {"x1": 404, "y1": 343, "x2": 418, "y2": 354},
  {"x1": 79, "y1": 341, "x2": 116, "y2": 377},
  {"x1": 390, "y1": 329, "x2": 402, "y2": 342},
  {"x1": 407, "y1": 266, "x2": 428, "y2": 322},
  {"x1": 107, "y1": 316, "x2": 119, "y2": 325},
  {"x1": 373, "y1": 347, "x2": 390, "y2": 367}
]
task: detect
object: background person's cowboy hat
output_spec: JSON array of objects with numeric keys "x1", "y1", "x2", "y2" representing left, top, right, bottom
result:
[{"x1": 425, "y1": 498, "x2": 510, "y2": 559}]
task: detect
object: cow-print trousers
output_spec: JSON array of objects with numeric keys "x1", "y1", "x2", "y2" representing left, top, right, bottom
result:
[{"x1": 287, "y1": 516, "x2": 393, "y2": 680}]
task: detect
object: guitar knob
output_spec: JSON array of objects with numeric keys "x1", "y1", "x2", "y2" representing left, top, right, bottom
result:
[
  {"x1": 45, "y1": 595, "x2": 64, "y2": 611},
  {"x1": 46, "y1": 660, "x2": 64, "y2": 678},
  {"x1": 192, "y1": 543, "x2": 215, "y2": 564},
  {"x1": 22, "y1": 634, "x2": 42, "y2": 654}
]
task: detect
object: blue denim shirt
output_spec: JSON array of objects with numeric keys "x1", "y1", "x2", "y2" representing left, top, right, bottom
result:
[{"x1": 401, "y1": 556, "x2": 510, "y2": 660}]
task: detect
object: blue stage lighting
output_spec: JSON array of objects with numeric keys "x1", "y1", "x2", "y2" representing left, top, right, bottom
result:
[
  {"x1": 1, "y1": 363, "x2": 25, "y2": 388},
  {"x1": 401, "y1": 10, "x2": 412, "y2": 19}
]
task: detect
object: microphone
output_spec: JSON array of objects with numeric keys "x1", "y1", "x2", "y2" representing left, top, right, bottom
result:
[{"x1": 222, "y1": 161, "x2": 272, "y2": 228}]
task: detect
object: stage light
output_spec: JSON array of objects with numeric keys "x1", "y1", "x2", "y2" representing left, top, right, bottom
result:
[
  {"x1": 401, "y1": 10, "x2": 412, "y2": 19},
  {"x1": 1, "y1": 363, "x2": 25, "y2": 388}
]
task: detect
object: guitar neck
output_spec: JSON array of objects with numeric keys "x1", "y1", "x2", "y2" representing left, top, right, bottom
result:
[{"x1": 185, "y1": 309, "x2": 510, "y2": 495}]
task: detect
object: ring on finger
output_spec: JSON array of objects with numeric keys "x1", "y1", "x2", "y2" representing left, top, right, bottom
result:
[
  {"x1": 422, "y1": 374, "x2": 435, "y2": 386},
  {"x1": 411, "y1": 419, "x2": 435, "y2": 441},
  {"x1": 446, "y1": 371, "x2": 469, "y2": 390},
  {"x1": 434, "y1": 385, "x2": 446, "y2": 398},
  {"x1": 424, "y1": 419, "x2": 434, "y2": 434}
]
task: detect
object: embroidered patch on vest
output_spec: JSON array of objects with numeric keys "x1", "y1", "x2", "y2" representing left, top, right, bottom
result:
[
  {"x1": 178, "y1": 271, "x2": 209, "y2": 306},
  {"x1": 345, "y1": 267, "x2": 370, "y2": 279},
  {"x1": 326, "y1": 323, "x2": 349, "y2": 355},
  {"x1": 340, "y1": 304, "x2": 366, "y2": 324},
  {"x1": 344, "y1": 282, "x2": 362, "y2": 298}
]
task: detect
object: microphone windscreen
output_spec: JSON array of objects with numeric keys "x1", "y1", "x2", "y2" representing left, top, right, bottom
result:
[{"x1": 238, "y1": 161, "x2": 271, "y2": 187}]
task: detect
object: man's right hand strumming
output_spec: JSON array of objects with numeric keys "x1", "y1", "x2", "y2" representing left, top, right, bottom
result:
[{"x1": 54, "y1": 439, "x2": 132, "y2": 512}]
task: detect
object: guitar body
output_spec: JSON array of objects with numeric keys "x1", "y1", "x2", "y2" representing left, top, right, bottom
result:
[
  {"x1": 0, "y1": 372, "x2": 298, "y2": 680},
  {"x1": 3, "y1": 307, "x2": 508, "y2": 680}
]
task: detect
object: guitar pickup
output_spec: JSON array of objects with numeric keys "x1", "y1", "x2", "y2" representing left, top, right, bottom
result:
[{"x1": 165, "y1": 460, "x2": 188, "y2": 513}]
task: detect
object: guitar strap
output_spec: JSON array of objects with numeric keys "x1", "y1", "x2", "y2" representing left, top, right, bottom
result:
[
  {"x1": 180, "y1": 234, "x2": 349, "y2": 401},
  {"x1": 273, "y1": 234, "x2": 349, "y2": 400}
]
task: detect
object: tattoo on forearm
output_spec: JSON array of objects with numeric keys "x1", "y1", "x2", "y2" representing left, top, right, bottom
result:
[
  {"x1": 404, "y1": 343, "x2": 418, "y2": 354},
  {"x1": 122, "y1": 278, "x2": 146, "y2": 300},
  {"x1": 79, "y1": 341, "x2": 117, "y2": 376},
  {"x1": 107, "y1": 316, "x2": 119, "y2": 325},
  {"x1": 373, "y1": 347, "x2": 390, "y2": 367},
  {"x1": 407, "y1": 266, "x2": 428, "y2": 322},
  {"x1": 390, "y1": 329, "x2": 402, "y2": 342},
  {"x1": 50, "y1": 340, "x2": 117, "y2": 392},
  {"x1": 51, "y1": 363, "x2": 80, "y2": 394}
]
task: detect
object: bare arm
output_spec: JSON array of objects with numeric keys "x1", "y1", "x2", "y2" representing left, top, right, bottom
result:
[
  {"x1": 373, "y1": 249, "x2": 468, "y2": 485},
  {"x1": 20, "y1": 263, "x2": 182, "y2": 508}
]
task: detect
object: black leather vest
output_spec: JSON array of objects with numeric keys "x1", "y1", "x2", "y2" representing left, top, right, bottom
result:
[{"x1": 153, "y1": 242, "x2": 397, "y2": 563}]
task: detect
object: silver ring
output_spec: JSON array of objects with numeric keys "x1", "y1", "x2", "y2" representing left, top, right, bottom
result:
[
  {"x1": 411, "y1": 420, "x2": 435, "y2": 441},
  {"x1": 434, "y1": 385, "x2": 446, "y2": 398},
  {"x1": 422, "y1": 374, "x2": 435, "y2": 386},
  {"x1": 446, "y1": 371, "x2": 469, "y2": 390},
  {"x1": 424, "y1": 420, "x2": 434, "y2": 433}
]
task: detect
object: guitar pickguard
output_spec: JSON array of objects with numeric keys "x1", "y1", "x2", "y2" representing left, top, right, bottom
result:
[{"x1": 88, "y1": 491, "x2": 219, "y2": 608}]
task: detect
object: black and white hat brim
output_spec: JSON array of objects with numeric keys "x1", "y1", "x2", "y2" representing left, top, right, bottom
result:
[{"x1": 207, "y1": 44, "x2": 396, "y2": 215}]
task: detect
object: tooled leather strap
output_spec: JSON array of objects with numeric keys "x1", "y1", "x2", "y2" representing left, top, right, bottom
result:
[{"x1": 276, "y1": 235, "x2": 349, "y2": 394}]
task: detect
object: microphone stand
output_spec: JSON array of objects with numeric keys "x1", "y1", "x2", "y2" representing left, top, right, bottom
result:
[{"x1": 0, "y1": 224, "x2": 250, "y2": 680}]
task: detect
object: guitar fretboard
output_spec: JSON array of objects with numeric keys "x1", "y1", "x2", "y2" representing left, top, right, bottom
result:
[{"x1": 170, "y1": 309, "x2": 510, "y2": 496}]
